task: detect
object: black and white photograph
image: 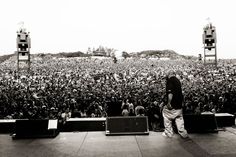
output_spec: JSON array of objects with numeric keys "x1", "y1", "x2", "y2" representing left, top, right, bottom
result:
[{"x1": 0, "y1": 0, "x2": 236, "y2": 156}]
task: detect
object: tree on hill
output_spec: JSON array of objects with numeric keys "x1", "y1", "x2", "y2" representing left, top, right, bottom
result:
[
  {"x1": 59, "y1": 51, "x2": 89, "y2": 58},
  {"x1": 122, "y1": 51, "x2": 130, "y2": 59}
]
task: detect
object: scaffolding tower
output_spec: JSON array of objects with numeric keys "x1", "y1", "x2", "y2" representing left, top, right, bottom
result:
[
  {"x1": 16, "y1": 27, "x2": 31, "y2": 74},
  {"x1": 202, "y1": 23, "x2": 217, "y2": 66}
]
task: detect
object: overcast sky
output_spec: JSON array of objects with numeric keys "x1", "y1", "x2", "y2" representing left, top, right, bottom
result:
[{"x1": 0, "y1": 0, "x2": 235, "y2": 58}]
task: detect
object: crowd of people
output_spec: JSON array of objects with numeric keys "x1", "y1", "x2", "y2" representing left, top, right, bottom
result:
[{"x1": 0, "y1": 56, "x2": 236, "y2": 130}]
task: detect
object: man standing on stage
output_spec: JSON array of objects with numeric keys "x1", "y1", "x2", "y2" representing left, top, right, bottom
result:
[{"x1": 162, "y1": 70, "x2": 188, "y2": 138}]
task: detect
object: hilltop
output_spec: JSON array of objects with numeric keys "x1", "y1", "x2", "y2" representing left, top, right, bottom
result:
[
  {"x1": 0, "y1": 50, "x2": 196, "y2": 64},
  {"x1": 128, "y1": 50, "x2": 196, "y2": 59}
]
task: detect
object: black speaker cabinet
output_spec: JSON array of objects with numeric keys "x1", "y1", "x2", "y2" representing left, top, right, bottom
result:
[
  {"x1": 183, "y1": 114, "x2": 218, "y2": 133},
  {"x1": 12, "y1": 119, "x2": 59, "y2": 139},
  {"x1": 0, "y1": 119, "x2": 16, "y2": 133},
  {"x1": 215, "y1": 113, "x2": 235, "y2": 127},
  {"x1": 106, "y1": 116, "x2": 149, "y2": 135}
]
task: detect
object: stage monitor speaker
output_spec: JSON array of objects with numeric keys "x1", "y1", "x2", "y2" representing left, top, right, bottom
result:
[
  {"x1": 12, "y1": 119, "x2": 59, "y2": 139},
  {"x1": 106, "y1": 116, "x2": 149, "y2": 135},
  {"x1": 0, "y1": 120, "x2": 16, "y2": 133},
  {"x1": 183, "y1": 114, "x2": 218, "y2": 133},
  {"x1": 215, "y1": 113, "x2": 235, "y2": 127}
]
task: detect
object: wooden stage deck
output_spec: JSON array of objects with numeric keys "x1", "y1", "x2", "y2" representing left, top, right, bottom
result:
[{"x1": 1, "y1": 129, "x2": 236, "y2": 157}]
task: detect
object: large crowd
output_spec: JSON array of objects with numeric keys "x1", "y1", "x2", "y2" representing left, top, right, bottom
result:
[{"x1": 0, "y1": 56, "x2": 236, "y2": 125}]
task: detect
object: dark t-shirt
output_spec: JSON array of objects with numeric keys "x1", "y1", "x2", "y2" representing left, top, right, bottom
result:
[{"x1": 166, "y1": 76, "x2": 183, "y2": 109}]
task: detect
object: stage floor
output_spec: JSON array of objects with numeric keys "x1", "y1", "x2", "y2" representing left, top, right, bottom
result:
[{"x1": 1, "y1": 128, "x2": 236, "y2": 157}]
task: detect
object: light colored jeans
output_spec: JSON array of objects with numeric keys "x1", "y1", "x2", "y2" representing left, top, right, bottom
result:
[{"x1": 162, "y1": 106, "x2": 188, "y2": 138}]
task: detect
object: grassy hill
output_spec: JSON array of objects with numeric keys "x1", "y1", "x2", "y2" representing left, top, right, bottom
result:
[
  {"x1": 130, "y1": 50, "x2": 196, "y2": 60},
  {"x1": 0, "y1": 54, "x2": 15, "y2": 63},
  {"x1": 0, "y1": 50, "x2": 196, "y2": 64}
]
